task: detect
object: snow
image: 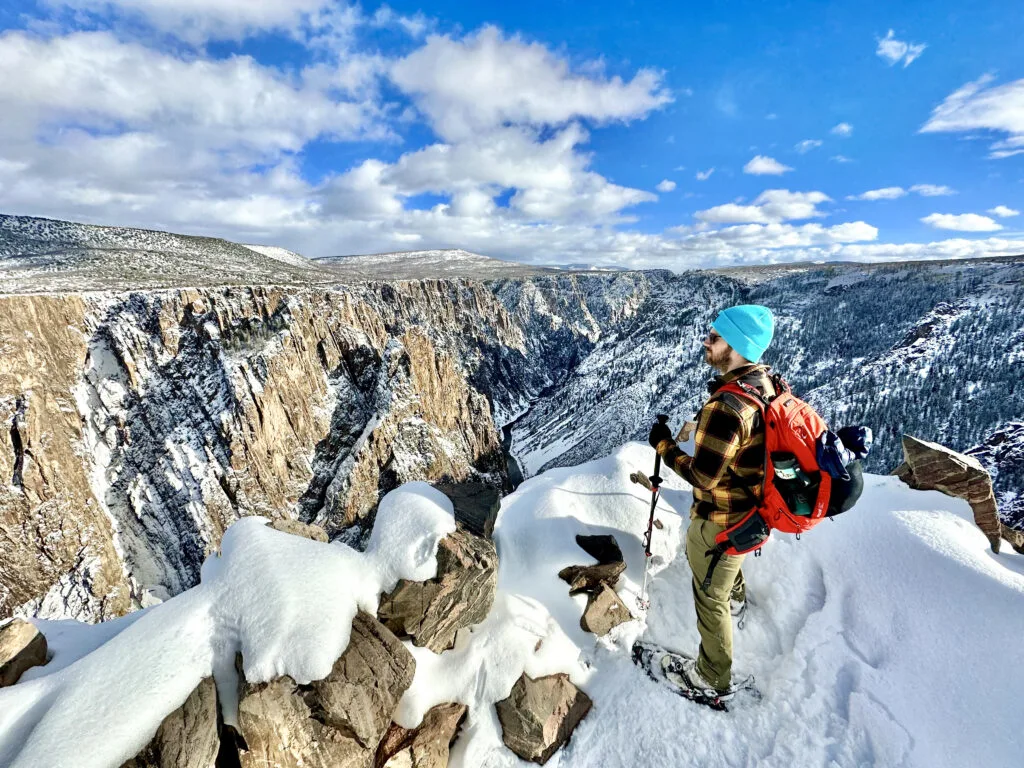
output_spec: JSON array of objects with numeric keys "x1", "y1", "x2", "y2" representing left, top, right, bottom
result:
[
  {"x1": 2, "y1": 445, "x2": 1023, "y2": 767},
  {"x1": 0, "y1": 482, "x2": 455, "y2": 768}
]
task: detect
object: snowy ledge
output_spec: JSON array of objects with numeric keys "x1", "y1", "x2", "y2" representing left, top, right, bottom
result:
[{"x1": 2, "y1": 444, "x2": 1023, "y2": 767}]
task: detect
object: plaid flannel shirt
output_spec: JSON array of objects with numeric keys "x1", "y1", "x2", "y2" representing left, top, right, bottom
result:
[{"x1": 655, "y1": 364, "x2": 777, "y2": 527}]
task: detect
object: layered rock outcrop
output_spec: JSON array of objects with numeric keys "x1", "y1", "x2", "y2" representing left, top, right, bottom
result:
[
  {"x1": 120, "y1": 678, "x2": 220, "y2": 768},
  {"x1": 895, "y1": 435, "x2": 1024, "y2": 554},
  {"x1": 237, "y1": 611, "x2": 415, "y2": 768},
  {"x1": 375, "y1": 702, "x2": 467, "y2": 768},
  {"x1": 378, "y1": 528, "x2": 498, "y2": 652}
]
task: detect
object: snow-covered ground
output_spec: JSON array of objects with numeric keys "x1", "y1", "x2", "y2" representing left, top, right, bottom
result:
[{"x1": 2, "y1": 444, "x2": 1022, "y2": 767}]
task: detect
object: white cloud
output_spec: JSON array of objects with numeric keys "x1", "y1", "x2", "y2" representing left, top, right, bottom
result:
[
  {"x1": 847, "y1": 187, "x2": 907, "y2": 201},
  {"x1": 695, "y1": 204, "x2": 770, "y2": 225},
  {"x1": 696, "y1": 190, "x2": 830, "y2": 224},
  {"x1": 831, "y1": 122, "x2": 853, "y2": 137},
  {"x1": 910, "y1": 184, "x2": 956, "y2": 197},
  {"x1": 696, "y1": 168, "x2": 715, "y2": 181},
  {"x1": 743, "y1": 155, "x2": 793, "y2": 175},
  {"x1": 921, "y1": 75, "x2": 1024, "y2": 159},
  {"x1": 46, "y1": 0, "x2": 349, "y2": 44},
  {"x1": 389, "y1": 26, "x2": 672, "y2": 141},
  {"x1": 988, "y1": 205, "x2": 1020, "y2": 218},
  {"x1": 830, "y1": 154, "x2": 853, "y2": 163},
  {"x1": 0, "y1": 30, "x2": 384, "y2": 150},
  {"x1": 921, "y1": 213, "x2": 1003, "y2": 232},
  {"x1": 795, "y1": 139, "x2": 823, "y2": 154},
  {"x1": 876, "y1": 29, "x2": 926, "y2": 67},
  {"x1": 656, "y1": 179, "x2": 676, "y2": 193}
]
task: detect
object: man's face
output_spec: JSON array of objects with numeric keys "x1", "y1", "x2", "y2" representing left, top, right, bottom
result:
[{"x1": 703, "y1": 329, "x2": 732, "y2": 370}]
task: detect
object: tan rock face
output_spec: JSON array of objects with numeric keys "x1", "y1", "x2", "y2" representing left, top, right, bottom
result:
[
  {"x1": 579, "y1": 583, "x2": 632, "y2": 637},
  {"x1": 895, "y1": 434, "x2": 1020, "y2": 553},
  {"x1": 378, "y1": 529, "x2": 498, "y2": 652},
  {"x1": 0, "y1": 618, "x2": 48, "y2": 687},
  {"x1": 1, "y1": 281, "x2": 516, "y2": 620},
  {"x1": 495, "y1": 673, "x2": 592, "y2": 765},
  {"x1": 237, "y1": 611, "x2": 415, "y2": 768},
  {"x1": 375, "y1": 702, "x2": 467, "y2": 768},
  {"x1": 120, "y1": 677, "x2": 219, "y2": 768},
  {"x1": 0, "y1": 296, "x2": 132, "y2": 619},
  {"x1": 267, "y1": 519, "x2": 329, "y2": 543}
]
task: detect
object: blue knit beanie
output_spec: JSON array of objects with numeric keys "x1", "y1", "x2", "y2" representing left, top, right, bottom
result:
[{"x1": 712, "y1": 305, "x2": 775, "y2": 363}]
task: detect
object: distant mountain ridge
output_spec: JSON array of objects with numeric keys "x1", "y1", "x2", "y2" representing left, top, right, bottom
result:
[{"x1": 0, "y1": 214, "x2": 559, "y2": 292}]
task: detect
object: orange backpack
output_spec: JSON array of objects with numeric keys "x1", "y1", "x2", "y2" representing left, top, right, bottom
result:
[{"x1": 700, "y1": 375, "x2": 840, "y2": 594}]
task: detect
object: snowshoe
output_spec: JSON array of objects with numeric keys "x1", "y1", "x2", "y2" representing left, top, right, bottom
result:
[{"x1": 631, "y1": 641, "x2": 760, "y2": 712}]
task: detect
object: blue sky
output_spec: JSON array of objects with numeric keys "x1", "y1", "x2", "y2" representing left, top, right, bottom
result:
[{"x1": 0, "y1": 0, "x2": 1021, "y2": 269}]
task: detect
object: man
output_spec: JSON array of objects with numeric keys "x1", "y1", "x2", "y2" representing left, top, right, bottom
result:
[{"x1": 647, "y1": 304, "x2": 776, "y2": 697}]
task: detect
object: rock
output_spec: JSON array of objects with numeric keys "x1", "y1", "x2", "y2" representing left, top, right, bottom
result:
[
  {"x1": 120, "y1": 678, "x2": 219, "y2": 768},
  {"x1": 374, "y1": 703, "x2": 467, "y2": 768},
  {"x1": 574, "y1": 534, "x2": 622, "y2": 565},
  {"x1": 495, "y1": 673, "x2": 592, "y2": 765},
  {"x1": 580, "y1": 583, "x2": 632, "y2": 636},
  {"x1": 895, "y1": 435, "x2": 1016, "y2": 553},
  {"x1": 0, "y1": 618, "x2": 48, "y2": 687},
  {"x1": 378, "y1": 529, "x2": 497, "y2": 652},
  {"x1": 557, "y1": 562, "x2": 626, "y2": 596},
  {"x1": 237, "y1": 611, "x2": 415, "y2": 768},
  {"x1": 433, "y1": 481, "x2": 501, "y2": 539},
  {"x1": 267, "y1": 519, "x2": 329, "y2": 543}
]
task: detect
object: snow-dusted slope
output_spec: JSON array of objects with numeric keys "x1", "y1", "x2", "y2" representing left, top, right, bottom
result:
[
  {"x1": 0, "y1": 214, "x2": 337, "y2": 292},
  {"x1": 317, "y1": 249, "x2": 559, "y2": 281},
  {"x1": 2, "y1": 444, "x2": 1021, "y2": 767},
  {"x1": 241, "y1": 243, "x2": 314, "y2": 269}
]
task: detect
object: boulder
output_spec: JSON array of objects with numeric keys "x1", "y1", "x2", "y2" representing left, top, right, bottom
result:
[
  {"x1": 378, "y1": 529, "x2": 497, "y2": 652},
  {"x1": 573, "y1": 534, "x2": 622, "y2": 565},
  {"x1": 495, "y1": 673, "x2": 592, "y2": 765},
  {"x1": 237, "y1": 611, "x2": 415, "y2": 768},
  {"x1": 433, "y1": 481, "x2": 501, "y2": 539},
  {"x1": 267, "y1": 518, "x2": 329, "y2": 543},
  {"x1": 374, "y1": 702, "x2": 467, "y2": 768},
  {"x1": 557, "y1": 562, "x2": 626, "y2": 596},
  {"x1": 0, "y1": 618, "x2": 47, "y2": 687},
  {"x1": 580, "y1": 583, "x2": 632, "y2": 636},
  {"x1": 120, "y1": 678, "x2": 219, "y2": 768},
  {"x1": 895, "y1": 435, "x2": 1021, "y2": 553}
]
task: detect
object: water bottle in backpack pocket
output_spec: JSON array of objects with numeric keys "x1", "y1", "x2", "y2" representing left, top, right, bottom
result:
[{"x1": 771, "y1": 452, "x2": 819, "y2": 517}]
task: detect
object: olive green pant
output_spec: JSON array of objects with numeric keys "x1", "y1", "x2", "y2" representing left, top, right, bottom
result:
[{"x1": 685, "y1": 518, "x2": 746, "y2": 691}]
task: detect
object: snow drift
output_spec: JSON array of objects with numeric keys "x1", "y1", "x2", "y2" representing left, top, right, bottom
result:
[{"x1": 1, "y1": 443, "x2": 1021, "y2": 767}]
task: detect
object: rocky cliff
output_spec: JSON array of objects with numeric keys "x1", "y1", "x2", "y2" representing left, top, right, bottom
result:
[
  {"x1": 0, "y1": 271, "x2": 651, "y2": 622},
  {"x1": 2, "y1": 214, "x2": 1022, "y2": 624}
]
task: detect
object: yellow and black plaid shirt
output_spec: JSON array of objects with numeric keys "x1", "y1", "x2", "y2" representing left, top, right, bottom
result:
[{"x1": 656, "y1": 364, "x2": 777, "y2": 527}]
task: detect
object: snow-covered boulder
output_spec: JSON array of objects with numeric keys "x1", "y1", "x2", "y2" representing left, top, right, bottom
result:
[
  {"x1": 237, "y1": 611, "x2": 415, "y2": 768},
  {"x1": 378, "y1": 529, "x2": 498, "y2": 652},
  {"x1": 0, "y1": 620, "x2": 47, "y2": 688},
  {"x1": 120, "y1": 678, "x2": 218, "y2": 768},
  {"x1": 495, "y1": 672, "x2": 592, "y2": 765},
  {"x1": 375, "y1": 702, "x2": 467, "y2": 768}
]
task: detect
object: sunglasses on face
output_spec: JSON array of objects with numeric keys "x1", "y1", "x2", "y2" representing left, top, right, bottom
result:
[{"x1": 706, "y1": 331, "x2": 721, "y2": 343}]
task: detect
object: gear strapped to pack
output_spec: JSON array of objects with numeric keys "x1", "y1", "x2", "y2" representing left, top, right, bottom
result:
[{"x1": 699, "y1": 374, "x2": 860, "y2": 594}]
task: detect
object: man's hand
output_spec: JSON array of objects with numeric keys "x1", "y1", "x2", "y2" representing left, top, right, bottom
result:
[
  {"x1": 648, "y1": 420, "x2": 673, "y2": 449},
  {"x1": 677, "y1": 420, "x2": 697, "y2": 442}
]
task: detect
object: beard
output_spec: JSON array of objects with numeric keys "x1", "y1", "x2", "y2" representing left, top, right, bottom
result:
[{"x1": 704, "y1": 344, "x2": 732, "y2": 372}]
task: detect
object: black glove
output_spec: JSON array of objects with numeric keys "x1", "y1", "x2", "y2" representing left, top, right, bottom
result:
[{"x1": 648, "y1": 420, "x2": 673, "y2": 449}]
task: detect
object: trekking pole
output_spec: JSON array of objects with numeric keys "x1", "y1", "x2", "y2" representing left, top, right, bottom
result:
[{"x1": 638, "y1": 414, "x2": 668, "y2": 611}]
